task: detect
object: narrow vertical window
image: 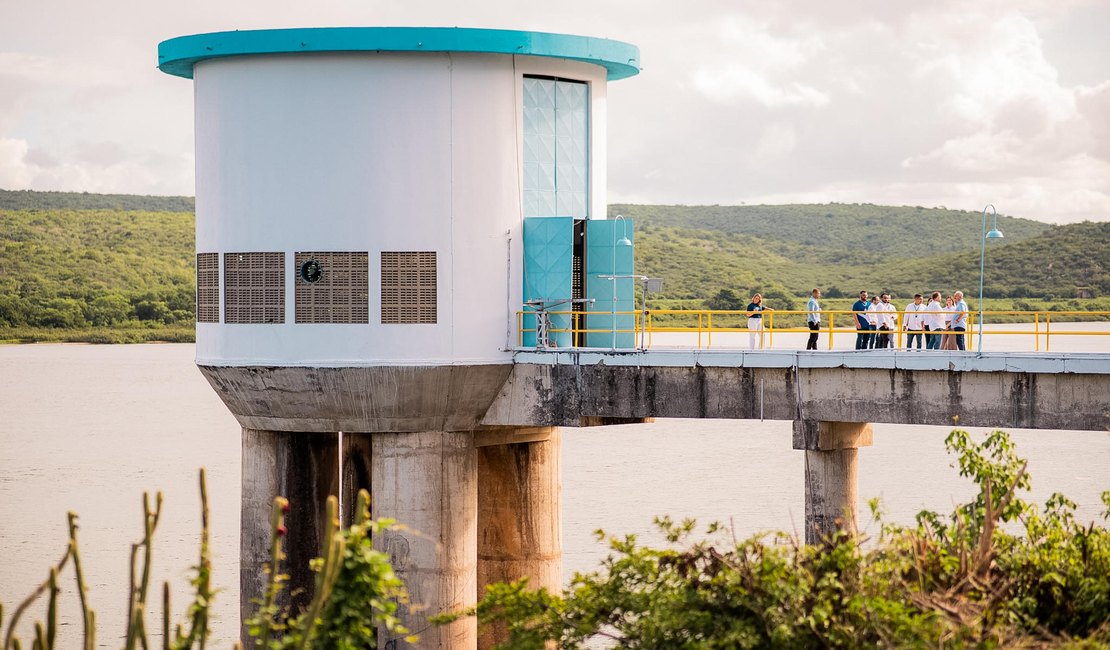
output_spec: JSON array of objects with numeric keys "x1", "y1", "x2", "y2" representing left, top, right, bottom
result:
[
  {"x1": 224, "y1": 252, "x2": 285, "y2": 324},
  {"x1": 523, "y1": 76, "x2": 588, "y2": 218},
  {"x1": 381, "y1": 252, "x2": 437, "y2": 324},
  {"x1": 196, "y1": 253, "x2": 219, "y2": 323}
]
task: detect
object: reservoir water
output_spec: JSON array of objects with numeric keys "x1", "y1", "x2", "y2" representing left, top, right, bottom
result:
[{"x1": 1, "y1": 340, "x2": 1107, "y2": 647}]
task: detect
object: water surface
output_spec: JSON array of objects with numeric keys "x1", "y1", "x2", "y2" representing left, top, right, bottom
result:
[{"x1": 1, "y1": 343, "x2": 1106, "y2": 647}]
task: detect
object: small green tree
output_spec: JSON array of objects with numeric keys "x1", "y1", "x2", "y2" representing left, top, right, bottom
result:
[{"x1": 704, "y1": 288, "x2": 744, "y2": 311}]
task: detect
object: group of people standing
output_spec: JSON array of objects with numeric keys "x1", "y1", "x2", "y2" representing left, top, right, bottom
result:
[
  {"x1": 743, "y1": 289, "x2": 971, "y2": 351},
  {"x1": 848, "y1": 290, "x2": 969, "y2": 351}
]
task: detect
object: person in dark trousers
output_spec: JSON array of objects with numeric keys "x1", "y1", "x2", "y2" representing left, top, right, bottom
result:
[
  {"x1": 867, "y1": 295, "x2": 881, "y2": 348},
  {"x1": 924, "y1": 291, "x2": 944, "y2": 350},
  {"x1": 903, "y1": 293, "x2": 926, "y2": 350},
  {"x1": 952, "y1": 290, "x2": 969, "y2": 350},
  {"x1": 852, "y1": 291, "x2": 870, "y2": 350},
  {"x1": 806, "y1": 288, "x2": 821, "y2": 350},
  {"x1": 875, "y1": 293, "x2": 897, "y2": 349}
]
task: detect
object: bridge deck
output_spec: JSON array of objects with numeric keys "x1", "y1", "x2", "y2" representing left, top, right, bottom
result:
[
  {"x1": 487, "y1": 350, "x2": 1110, "y2": 431},
  {"x1": 513, "y1": 349, "x2": 1110, "y2": 374}
]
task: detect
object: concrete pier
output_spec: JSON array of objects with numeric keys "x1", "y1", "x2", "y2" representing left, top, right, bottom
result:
[
  {"x1": 240, "y1": 429, "x2": 339, "y2": 634},
  {"x1": 372, "y1": 431, "x2": 478, "y2": 649},
  {"x1": 476, "y1": 429, "x2": 562, "y2": 649},
  {"x1": 792, "y1": 421, "x2": 873, "y2": 544},
  {"x1": 340, "y1": 432, "x2": 373, "y2": 525}
]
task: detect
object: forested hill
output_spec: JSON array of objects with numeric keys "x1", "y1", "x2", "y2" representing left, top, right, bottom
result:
[
  {"x1": 0, "y1": 189, "x2": 194, "y2": 212},
  {"x1": 0, "y1": 189, "x2": 1106, "y2": 342},
  {"x1": 887, "y1": 221, "x2": 1110, "y2": 298},
  {"x1": 609, "y1": 203, "x2": 1050, "y2": 262},
  {"x1": 631, "y1": 219, "x2": 1108, "y2": 301}
]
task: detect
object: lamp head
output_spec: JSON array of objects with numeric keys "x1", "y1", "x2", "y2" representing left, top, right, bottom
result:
[
  {"x1": 617, "y1": 236, "x2": 632, "y2": 246},
  {"x1": 986, "y1": 228, "x2": 1003, "y2": 239}
]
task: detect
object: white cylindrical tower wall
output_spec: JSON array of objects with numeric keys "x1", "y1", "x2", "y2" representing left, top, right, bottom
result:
[{"x1": 192, "y1": 52, "x2": 608, "y2": 368}]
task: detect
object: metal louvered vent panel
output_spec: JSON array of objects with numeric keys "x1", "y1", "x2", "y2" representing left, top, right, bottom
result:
[
  {"x1": 224, "y1": 252, "x2": 285, "y2": 324},
  {"x1": 381, "y1": 251, "x2": 437, "y2": 324},
  {"x1": 196, "y1": 253, "x2": 220, "y2": 323},
  {"x1": 294, "y1": 252, "x2": 369, "y2": 324}
]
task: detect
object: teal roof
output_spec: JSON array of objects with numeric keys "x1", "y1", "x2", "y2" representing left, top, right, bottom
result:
[{"x1": 158, "y1": 27, "x2": 640, "y2": 81}]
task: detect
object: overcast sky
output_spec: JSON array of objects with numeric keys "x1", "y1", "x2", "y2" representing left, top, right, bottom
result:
[{"x1": 2, "y1": 0, "x2": 1108, "y2": 223}]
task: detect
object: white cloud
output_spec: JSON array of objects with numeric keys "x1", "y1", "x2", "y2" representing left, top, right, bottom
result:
[
  {"x1": 692, "y1": 68, "x2": 830, "y2": 107},
  {"x1": 0, "y1": 138, "x2": 35, "y2": 188},
  {"x1": 901, "y1": 131, "x2": 1024, "y2": 172},
  {"x1": 745, "y1": 152, "x2": 1110, "y2": 224},
  {"x1": 690, "y1": 16, "x2": 830, "y2": 107},
  {"x1": 0, "y1": 135, "x2": 194, "y2": 196},
  {"x1": 754, "y1": 122, "x2": 799, "y2": 159},
  {"x1": 0, "y1": 0, "x2": 1106, "y2": 223}
]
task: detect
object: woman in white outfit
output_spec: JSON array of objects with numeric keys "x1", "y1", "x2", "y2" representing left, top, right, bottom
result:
[{"x1": 745, "y1": 293, "x2": 773, "y2": 350}]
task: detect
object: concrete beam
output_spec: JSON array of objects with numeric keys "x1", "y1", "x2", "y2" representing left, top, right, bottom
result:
[
  {"x1": 199, "y1": 364, "x2": 513, "y2": 433},
  {"x1": 240, "y1": 429, "x2": 338, "y2": 640},
  {"x1": 484, "y1": 362, "x2": 1110, "y2": 431},
  {"x1": 793, "y1": 420, "x2": 874, "y2": 451},
  {"x1": 372, "y1": 431, "x2": 478, "y2": 649},
  {"x1": 476, "y1": 431, "x2": 562, "y2": 649}
]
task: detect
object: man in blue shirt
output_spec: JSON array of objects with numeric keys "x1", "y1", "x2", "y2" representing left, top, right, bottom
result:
[
  {"x1": 806, "y1": 288, "x2": 821, "y2": 350},
  {"x1": 852, "y1": 290, "x2": 870, "y2": 350},
  {"x1": 952, "y1": 290, "x2": 969, "y2": 350}
]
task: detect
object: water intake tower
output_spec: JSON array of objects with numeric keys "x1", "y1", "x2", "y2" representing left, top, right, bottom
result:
[{"x1": 158, "y1": 26, "x2": 641, "y2": 649}]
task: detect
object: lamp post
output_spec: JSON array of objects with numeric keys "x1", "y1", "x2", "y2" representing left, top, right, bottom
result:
[
  {"x1": 611, "y1": 214, "x2": 632, "y2": 349},
  {"x1": 978, "y1": 204, "x2": 1004, "y2": 353}
]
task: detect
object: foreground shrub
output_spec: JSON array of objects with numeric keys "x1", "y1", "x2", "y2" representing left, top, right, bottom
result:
[
  {"x1": 448, "y1": 429, "x2": 1110, "y2": 648},
  {"x1": 0, "y1": 471, "x2": 409, "y2": 649}
]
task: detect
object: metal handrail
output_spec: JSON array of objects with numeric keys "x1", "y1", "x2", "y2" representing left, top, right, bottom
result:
[{"x1": 515, "y1": 308, "x2": 1110, "y2": 351}]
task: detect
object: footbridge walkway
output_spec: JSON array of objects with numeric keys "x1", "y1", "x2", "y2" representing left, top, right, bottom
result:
[
  {"x1": 485, "y1": 349, "x2": 1110, "y2": 543},
  {"x1": 488, "y1": 350, "x2": 1110, "y2": 432}
]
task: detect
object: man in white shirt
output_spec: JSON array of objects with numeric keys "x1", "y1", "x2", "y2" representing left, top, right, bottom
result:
[
  {"x1": 952, "y1": 290, "x2": 969, "y2": 350},
  {"x1": 875, "y1": 293, "x2": 897, "y2": 348},
  {"x1": 866, "y1": 296, "x2": 880, "y2": 348},
  {"x1": 903, "y1": 294, "x2": 927, "y2": 350},
  {"x1": 924, "y1": 291, "x2": 944, "y2": 350}
]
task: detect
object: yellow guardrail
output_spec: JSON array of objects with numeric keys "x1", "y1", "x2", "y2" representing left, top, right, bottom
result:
[{"x1": 517, "y1": 309, "x2": 1110, "y2": 352}]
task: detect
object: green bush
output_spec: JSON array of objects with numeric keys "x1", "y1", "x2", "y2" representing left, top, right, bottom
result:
[
  {"x1": 1, "y1": 473, "x2": 410, "y2": 650},
  {"x1": 450, "y1": 430, "x2": 1110, "y2": 648}
]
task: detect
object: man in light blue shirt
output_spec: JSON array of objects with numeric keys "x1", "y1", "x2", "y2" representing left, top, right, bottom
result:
[
  {"x1": 806, "y1": 288, "x2": 821, "y2": 350},
  {"x1": 952, "y1": 290, "x2": 969, "y2": 350}
]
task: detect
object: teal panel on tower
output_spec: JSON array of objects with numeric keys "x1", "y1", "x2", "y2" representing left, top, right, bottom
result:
[
  {"x1": 522, "y1": 217, "x2": 575, "y2": 347},
  {"x1": 585, "y1": 219, "x2": 635, "y2": 348}
]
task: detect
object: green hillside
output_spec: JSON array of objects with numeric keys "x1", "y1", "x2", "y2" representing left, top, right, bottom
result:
[
  {"x1": 0, "y1": 207, "x2": 195, "y2": 341},
  {"x1": 0, "y1": 190, "x2": 1106, "y2": 343},
  {"x1": 616, "y1": 204, "x2": 1106, "y2": 304},
  {"x1": 611, "y1": 203, "x2": 1051, "y2": 263},
  {"x1": 885, "y1": 221, "x2": 1110, "y2": 299},
  {"x1": 0, "y1": 189, "x2": 194, "y2": 212}
]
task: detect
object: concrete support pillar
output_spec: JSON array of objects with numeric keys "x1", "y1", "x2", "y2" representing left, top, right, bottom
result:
[
  {"x1": 340, "y1": 432, "x2": 373, "y2": 526},
  {"x1": 476, "y1": 429, "x2": 562, "y2": 650},
  {"x1": 240, "y1": 429, "x2": 339, "y2": 638},
  {"x1": 372, "y1": 431, "x2": 478, "y2": 649},
  {"x1": 792, "y1": 420, "x2": 873, "y2": 545}
]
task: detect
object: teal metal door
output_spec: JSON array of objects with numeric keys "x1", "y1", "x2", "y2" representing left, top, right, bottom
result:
[
  {"x1": 522, "y1": 217, "x2": 575, "y2": 347},
  {"x1": 585, "y1": 219, "x2": 635, "y2": 348}
]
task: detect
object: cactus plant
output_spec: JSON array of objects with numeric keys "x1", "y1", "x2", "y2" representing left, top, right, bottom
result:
[{"x1": 2, "y1": 473, "x2": 410, "y2": 649}]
